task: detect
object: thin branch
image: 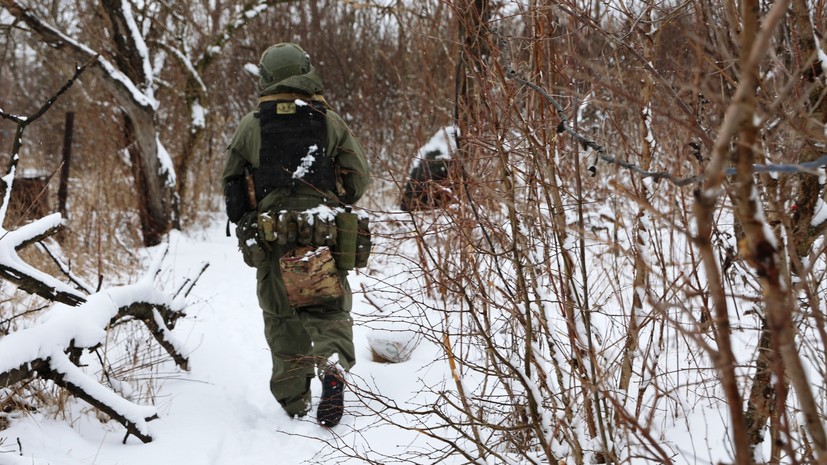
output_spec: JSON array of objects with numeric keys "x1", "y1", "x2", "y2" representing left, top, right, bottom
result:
[
  {"x1": 36, "y1": 240, "x2": 97, "y2": 295},
  {"x1": 498, "y1": 35, "x2": 827, "y2": 187},
  {"x1": 173, "y1": 262, "x2": 209, "y2": 299}
]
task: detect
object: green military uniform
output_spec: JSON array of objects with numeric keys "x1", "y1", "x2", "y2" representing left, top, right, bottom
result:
[{"x1": 223, "y1": 43, "x2": 370, "y2": 417}]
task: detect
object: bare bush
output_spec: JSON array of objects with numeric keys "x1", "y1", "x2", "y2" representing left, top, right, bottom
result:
[{"x1": 346, "y1": 1, "x2": 827, "y2": 464}]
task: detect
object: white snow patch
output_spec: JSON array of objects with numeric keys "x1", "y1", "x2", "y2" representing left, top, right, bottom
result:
[
  {"x1": 292, "y1": 145, "x2": 319, "y2": 179},
  {"x1": 191, "y1": 100, "x2": 206, "y2": 131},
  {"x1": 411, "y1": 126, "x2": 457, "y2": 171},
  {"x1": 302, "y1": 204, "x2": 338, "y2": 224},
  {"x1": 156, "y1": 136, "x2": 177, "y2": 187},
  {"x1": 244, "y1": 4, "x2": 268, "y2": 19},
  {"x1": 812, "y1": 198, "x2": 827, "y2": 227}
]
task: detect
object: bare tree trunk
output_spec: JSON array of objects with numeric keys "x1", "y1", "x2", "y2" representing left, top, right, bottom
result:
[
  {"x1": 99, "y1": 0, "x2": 173, "y2": 246},
  {"x1": 745, "y1": 0, "x2": 827, "y2": 460},
  {"x1": 694, "y1": 3, "x2": 827, "y2": 464},
  {"x1": 0, "y1": 0, "x2": 174, "y2": 246},
  {"x1": 451, "y1": 0, "x2": 490, "y2": 459},
  {"x1": 739, "y1": 0, "x2": 782, "y2": 458},
  {"x1": 694, "y1": 3, "x2": 789, "y2": 465}
]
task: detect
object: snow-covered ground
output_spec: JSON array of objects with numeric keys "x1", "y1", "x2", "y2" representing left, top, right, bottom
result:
[
  {"x1": 0, "y1": 208, "x2": 801, "y2": 465},
  {"x1": 0, "y1": 217, "x2": 449, "y2": 465}
]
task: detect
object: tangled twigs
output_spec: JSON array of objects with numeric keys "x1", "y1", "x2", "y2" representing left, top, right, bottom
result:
[{"x1": 496, "y1": 32, "x2": 827, "y2": 187}]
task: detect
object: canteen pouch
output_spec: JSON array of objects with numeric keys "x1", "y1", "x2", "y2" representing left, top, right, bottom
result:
[{"x1": 334, "y1": 211, "x2": 358, "y2": 270}]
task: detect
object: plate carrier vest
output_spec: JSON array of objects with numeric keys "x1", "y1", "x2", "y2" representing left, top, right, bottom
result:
[{"x1": 253, "y1": 98, "x2": 336, "y2": 202}]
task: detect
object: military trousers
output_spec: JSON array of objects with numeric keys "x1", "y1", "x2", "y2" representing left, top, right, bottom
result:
[{"x1": 256, "y1": 243, "x2": 356, "y2": 417}]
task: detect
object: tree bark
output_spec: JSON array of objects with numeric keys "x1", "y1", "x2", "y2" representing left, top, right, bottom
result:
[
  {"x1": 694, "y1": 2, "x2": 791, "y2": 464},
  {"x1": 789, "y1": 0, "x2": 827, "y2": 257}
]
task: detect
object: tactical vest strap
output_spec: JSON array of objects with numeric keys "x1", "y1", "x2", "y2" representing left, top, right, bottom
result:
[
  {"x1": 253, "y1": 99, "x2": 336, "y2": 201},
  {"x1": 258, "y1": 93, "x2": 328, "y2": 107}
]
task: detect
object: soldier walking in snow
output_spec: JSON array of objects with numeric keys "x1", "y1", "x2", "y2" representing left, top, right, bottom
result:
[{"x1": 223, "y1": 42, "x2": 370, "y2": 427}]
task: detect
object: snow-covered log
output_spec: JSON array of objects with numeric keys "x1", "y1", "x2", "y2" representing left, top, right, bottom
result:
[
  {"x1": 0, "y1": 214, "x2": 86, "y2": 306},
  {"x1": 0, "y1": 244, "x2": 196, "y2": 443},
  {"x1": 1, "y1": 357, "x2": 156, "y2": 443}
]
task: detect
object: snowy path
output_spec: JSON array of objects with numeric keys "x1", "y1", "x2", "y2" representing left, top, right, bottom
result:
[{"x1": 1, "y1": 220, "x2": 447, "y2": 465}]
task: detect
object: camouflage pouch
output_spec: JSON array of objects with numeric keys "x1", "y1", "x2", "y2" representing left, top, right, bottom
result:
[
  {"x1": 280, "y1": 246, "x2": 344, "y2": 308},
  {"x1": 236, "y1": 212, "x2": 268, "y2": 268}
]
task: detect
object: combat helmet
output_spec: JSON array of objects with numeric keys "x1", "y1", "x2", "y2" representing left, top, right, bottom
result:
[{"x1": 258, "y1": 43, "x2": 314, "y2": 89}]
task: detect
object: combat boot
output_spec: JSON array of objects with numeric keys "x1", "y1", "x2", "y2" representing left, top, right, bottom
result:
[{"x1": 317, "y1": 366, "x2": 345, "y2": 427}]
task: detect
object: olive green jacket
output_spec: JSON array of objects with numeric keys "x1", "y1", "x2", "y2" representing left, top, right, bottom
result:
[{"x1": 223, "y1": 75, "x2": 370, "y2": 213}]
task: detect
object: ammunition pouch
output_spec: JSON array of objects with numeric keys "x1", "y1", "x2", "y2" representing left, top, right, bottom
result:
[
  {"x1": 334, "y1": 211, "x2": 358, "y2": 270},
  {"x1": 236, "y1": 211, "x2": 268, "y2": 268},
  {"x1": 280, "y1": 246, "x2": 344, "y2": 308},
  {"x1": 257, "y1": 208, "x2": 372, "y2": 270},
  {"x1": 258, "y1": 208, "x2": 338, "y2": 248}
]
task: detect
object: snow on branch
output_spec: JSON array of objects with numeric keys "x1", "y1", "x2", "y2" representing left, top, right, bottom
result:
[
  {"x1": 181, "y1": 0, "x2": 296, "y2": 74},
  {"x1": 118, "y1": 0, "x2": 155, "y2": 101},
  {"x1": 0, "y1": 214, "x2": 87, "y2": 306},
  {"x1": 0, "y1": 190, "x2": 198, "y2": 443},
  {"x1": 147, "y1": 0, "x2": 292, "y2": 122},
  {"x1": 0, "y1": 245, "x2": 199, "y2": 443},
  {"x1": 36, "y1": 239, "x2": 98, "y2": 295}
]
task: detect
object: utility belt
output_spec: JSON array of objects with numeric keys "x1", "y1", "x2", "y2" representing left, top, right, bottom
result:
[
  {"x1": 233, "y1": 206, "x2": 370, "y2": 308},
  {"x1": 256, "y1": 207, "x2": 371, "y2": 270}
]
